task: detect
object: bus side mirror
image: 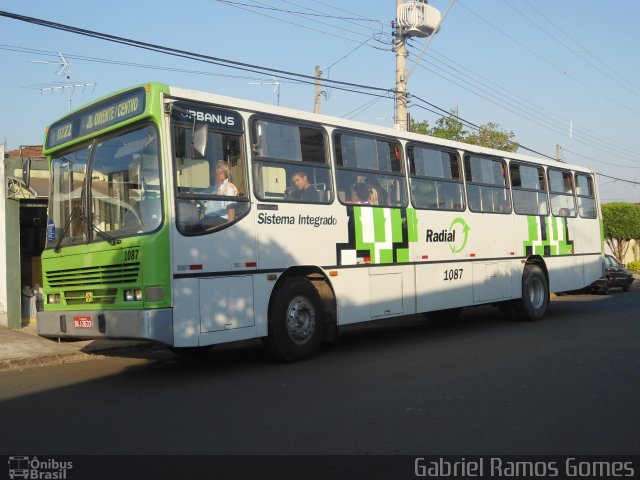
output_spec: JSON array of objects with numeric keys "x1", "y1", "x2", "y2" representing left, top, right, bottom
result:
[
  {"x1": 22, "y1": 156, "x2": 31, "y2": 188},
  {"x1": 191, "y1": 123, "x2": 208, "y2": 159}
]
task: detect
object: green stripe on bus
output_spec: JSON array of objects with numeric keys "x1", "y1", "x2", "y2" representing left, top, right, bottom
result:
[{"x1": 407, "y1": 208, "x2": 418, "y2": 243}]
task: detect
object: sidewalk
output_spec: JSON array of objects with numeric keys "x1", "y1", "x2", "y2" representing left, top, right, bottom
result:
[{"x1": 0, "y1": 323, "x2": 154, "y2": 372}]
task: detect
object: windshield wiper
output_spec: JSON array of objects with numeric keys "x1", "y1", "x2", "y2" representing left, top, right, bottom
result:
[
  {"x1": 88, "y1": 213, "x2": 122, "y2": 246},
  {"x1": 53, "y1": 202, "x2": 83, "y2": 253}
]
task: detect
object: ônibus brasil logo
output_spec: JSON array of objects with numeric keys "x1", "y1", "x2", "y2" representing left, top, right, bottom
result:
[
  {"x1": 8, "y1": 456, "x2": 73, "y2": 479},
  {"x1": 425, "y1": 217, "x2": 471, "y2": 254}
]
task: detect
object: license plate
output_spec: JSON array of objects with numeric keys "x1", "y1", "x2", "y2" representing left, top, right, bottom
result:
[{"x1": 73, "y1": 316, "x2": 93, "y2": 328}]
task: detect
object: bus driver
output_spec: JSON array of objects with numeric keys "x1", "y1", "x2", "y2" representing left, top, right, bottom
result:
[{"x1": 205, "y1": 160, "x2": 239, "y2": 223}]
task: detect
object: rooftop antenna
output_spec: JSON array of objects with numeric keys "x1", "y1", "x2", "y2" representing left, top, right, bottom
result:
[
  {"x1": 249, "y1": 76, "x2": 281, "y2": 106},
  {"x1": 30, "y1": 52, "x2": 96, "y2": 112}
]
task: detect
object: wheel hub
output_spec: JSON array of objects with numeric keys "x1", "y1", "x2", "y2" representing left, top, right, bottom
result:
[{"x1": 286, "y1": 296, "x2": 316, "y2": 344}]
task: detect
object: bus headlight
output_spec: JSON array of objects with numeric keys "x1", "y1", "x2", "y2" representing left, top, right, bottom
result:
[
  {"x1": 124, "y1": 289, "x2": 143, "y2": 301},
  {"x1": 47, "y1": 294, "x2": 61, "y2": 304}
]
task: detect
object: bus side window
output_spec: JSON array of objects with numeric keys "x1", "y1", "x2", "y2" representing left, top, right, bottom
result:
[
  {"x1": 549, "y1": 168, "x2": 576, "y2": 217},
  {"x1": 251, "y1": 117, "x2": 332, "y2": 204},
  {"x1": 408, "y1": 144, "x2": 463, "y2": 211},
  {"x1": 334, "y1": 131, "x2": 406, "y2": 208},
  {"x1": 464, "y1": 155, "x2": 510, "y2": 214},
  {"x1": 510, "y1": 162, "x2": 548, "y2": 216}
]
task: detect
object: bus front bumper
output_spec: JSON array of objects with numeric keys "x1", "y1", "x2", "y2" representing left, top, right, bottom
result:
[{"x1": 37, "y1": 309, "x2": 174, "y2": 345}]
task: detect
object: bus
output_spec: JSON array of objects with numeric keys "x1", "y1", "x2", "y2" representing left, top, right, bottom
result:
[{"x1": 37, "y1": 82, "x2": 604, "y2": 361}]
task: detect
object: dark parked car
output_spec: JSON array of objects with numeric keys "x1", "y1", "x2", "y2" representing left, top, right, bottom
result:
[{"x1": 590, "y1": 255, "x2": 635, "y2": 294}]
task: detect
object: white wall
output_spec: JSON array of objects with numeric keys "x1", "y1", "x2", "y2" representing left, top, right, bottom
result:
[{"x1": 0, "y1": 143, "x2": 7, "y2": 326}]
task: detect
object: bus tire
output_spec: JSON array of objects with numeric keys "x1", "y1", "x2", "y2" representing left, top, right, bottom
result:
[
  {"x1": 265, "y1": 277, "x2": 326, "y2": 362},
  {"x1": 513, "y1": 264, "x2": 549, "y2": 321}
]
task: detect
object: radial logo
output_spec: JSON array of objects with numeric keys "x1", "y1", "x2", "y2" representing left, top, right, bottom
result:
[{"x1": 425, "y1": 217, "x2": 471, "y2": 253}]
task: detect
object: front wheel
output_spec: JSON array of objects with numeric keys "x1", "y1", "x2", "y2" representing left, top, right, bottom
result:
[
  {"x1": 264, "y1": 277, "x2": 326, "y2": 362},
  {"x1": 512, "y1": 264, "x2": 549, "y2": 321}
]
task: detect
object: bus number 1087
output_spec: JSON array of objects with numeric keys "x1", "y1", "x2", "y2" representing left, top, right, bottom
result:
[{"x1": 444, "y1": 268, "x2": 464, "y2": 281}]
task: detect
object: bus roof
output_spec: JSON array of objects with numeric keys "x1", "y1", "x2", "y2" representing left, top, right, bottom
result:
[
  {"x1": 167, "y1": 84, "x2": 595, "y2": 174},
  {"x1": 44, "y1": 81, "x2": 595, "y2": 174}
]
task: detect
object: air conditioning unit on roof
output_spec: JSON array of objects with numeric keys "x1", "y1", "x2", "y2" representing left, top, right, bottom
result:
[{"x1": 397, "y1": 1, "x2": 441, "y2": 38}]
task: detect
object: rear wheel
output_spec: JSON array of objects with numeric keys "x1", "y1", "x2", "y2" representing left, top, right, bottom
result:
[
  {"x1": 510, "y1": 264, "x2": 549, "y2": 321},
  {"x1": 264, "y1": 277, "x2": 326, "y2": 362}
]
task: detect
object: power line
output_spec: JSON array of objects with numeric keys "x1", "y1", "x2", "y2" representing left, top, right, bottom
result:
[
  {"x1": 214, "y1": 0, "x2": 382, "y2": 23},
  {"x1": 406, "y1": 44, "x2": 640, "y2": 164},
  {"x1": 562, "y1": 149, "x2": 640, "y2": 169},
  {"x1": 420, "y1": 49, "x2": 637, "y2": 161},
  {"x1": 457, "y1": 1, "x2": 640, "y2": 118},
  {"x1": 521, "y1": 0, "x2": 640, "y2": 98},
  {"x1": 0, "y1": 10, "x2": 393, "y2": 96},
  {"x1": 3, "y1": 9, "x2": 638, "y2": 186},
  {"x1": 213, "y1": 0, "x2": 382, "y2": 45}
]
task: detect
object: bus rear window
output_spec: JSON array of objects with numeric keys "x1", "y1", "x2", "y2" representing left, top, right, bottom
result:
[{"x1": 575, "y1": 173, "x2": 597, "y2": 219}]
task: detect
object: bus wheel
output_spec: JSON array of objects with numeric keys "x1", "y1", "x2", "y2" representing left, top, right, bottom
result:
[
  {"x1": 514, "y1": 264, "x2": 549, "y2": 321},
  {"x1": 265, "y1": 277, "x2": 326, "y2": 362}
]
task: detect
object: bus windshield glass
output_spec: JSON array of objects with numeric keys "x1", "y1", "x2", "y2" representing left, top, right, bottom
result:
[{"x1": 46, "y1": 124, "x2": 162, "y2": 249}]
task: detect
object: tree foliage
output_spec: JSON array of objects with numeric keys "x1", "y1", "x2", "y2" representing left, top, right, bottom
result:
[
  {"x1": 602, "y1": 202, "x2": 640, "y2": 264},
  {"x1": 410, "y1": 111, "x2": 518, "y2": 152}
]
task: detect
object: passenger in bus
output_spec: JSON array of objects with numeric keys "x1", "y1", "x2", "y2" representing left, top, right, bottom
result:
[
  {"x1": 357, "y1": 175, "x2": 385, "y2": 205},
  {"x1": 352, "y1": 182, "x2": 373, "y2": 205},
  {"x1": 289, "y1": 171, "x2": 319, "y2": 202},
  {"x1": 204, "y1": 160, "x2": 239, "y2": 223}
]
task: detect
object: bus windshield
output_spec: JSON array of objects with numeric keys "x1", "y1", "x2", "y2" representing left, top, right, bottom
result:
[{"x1": 46, "y1": 124, "x2": 163, "y2": 249}]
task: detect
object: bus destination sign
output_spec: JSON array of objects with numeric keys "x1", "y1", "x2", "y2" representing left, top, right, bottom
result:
[
  {"x1": 79, "y1": 90, "x2": 145, "y2": 136},
  {"x1": 46, "y1": 88, "x2": 147, "y2": 149}
]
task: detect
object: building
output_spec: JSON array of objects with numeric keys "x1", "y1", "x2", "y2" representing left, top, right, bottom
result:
[{"x1": 0, "y1": 145, "x2": 49, "y2": 328}]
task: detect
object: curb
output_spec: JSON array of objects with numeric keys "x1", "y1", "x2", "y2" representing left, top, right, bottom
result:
[
  {"x1": 0, "y1": 341, "x2": 159, "y2": 372},
  {"x1": 0, "y1": 350, "x2": 90, "y2": 372}
]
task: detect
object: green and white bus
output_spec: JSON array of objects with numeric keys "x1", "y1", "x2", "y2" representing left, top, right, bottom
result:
[{"x1": 37, "y1": 82, "x2": 604, "y2": 361}]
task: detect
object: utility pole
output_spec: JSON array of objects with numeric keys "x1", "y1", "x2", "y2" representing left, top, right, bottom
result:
[
  {"x1": 394, "y1": 0, "x2": 443, "y2": 130},
  {"x1": 556, "y1": 144, "x2": 562, "y2": 161},
  {"x1": 395, "y1": 0, "x2": 408, "y2": 131},
  {"x1": 314, "y1": 66, "x2": 323, "y2": 114}
]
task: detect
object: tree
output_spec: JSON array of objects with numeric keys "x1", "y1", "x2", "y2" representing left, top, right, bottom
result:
[
  {"x1": 602, "y1": 202, "x2": 640, "y2": 264},
  {"x1": 429, "y1": 112, "x2": 468, "y2": 142},
  {"x1": 410, "y1": 110, "x2": 518, "y2": 152},
  {"x1": 465, "y1": 122, "x2": 519, "y2": 152},
  {"x1": 409, "y1": 119, "x2": 430, "y2": 135}
]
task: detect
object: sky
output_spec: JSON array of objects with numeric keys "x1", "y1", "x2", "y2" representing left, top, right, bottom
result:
[{"x1": 1, "y1": 0, "x2": 639, "y2": 203}]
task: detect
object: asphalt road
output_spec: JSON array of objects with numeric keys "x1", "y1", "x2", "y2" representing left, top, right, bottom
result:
[{"x1": 1, "y1": 287, "x2": 639, "y2": 456}]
